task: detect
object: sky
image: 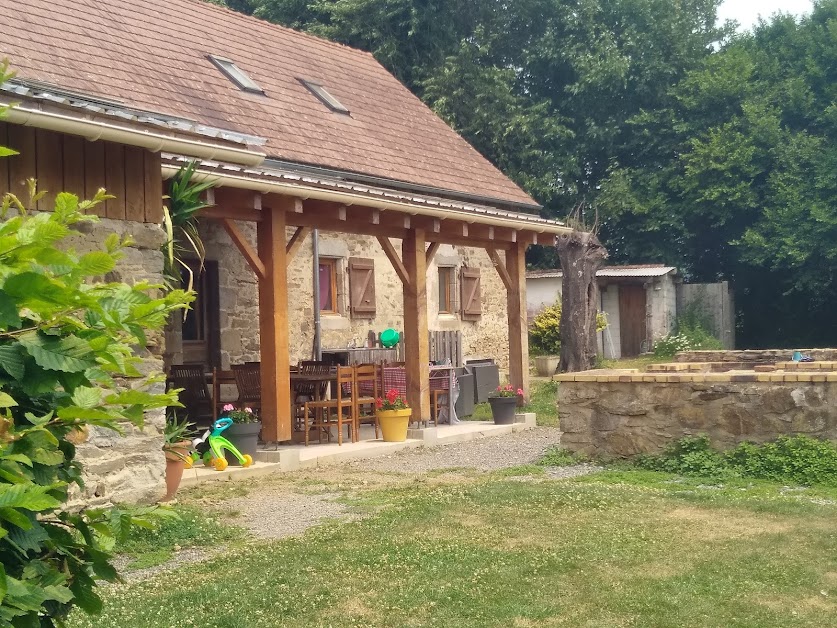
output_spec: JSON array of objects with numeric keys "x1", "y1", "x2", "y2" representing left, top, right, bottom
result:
[{"x1": 717, "y1": 0, "x2": 814, "y2": 30}]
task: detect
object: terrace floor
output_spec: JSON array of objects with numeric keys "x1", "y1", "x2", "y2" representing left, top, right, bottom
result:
[{"x1": 181, "y1": 415, "x2": 537, "y2": 487}]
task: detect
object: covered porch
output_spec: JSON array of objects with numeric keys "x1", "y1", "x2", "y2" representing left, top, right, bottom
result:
[{"x1": 168, "y1": 157, "x2": 570, "y2": 444}]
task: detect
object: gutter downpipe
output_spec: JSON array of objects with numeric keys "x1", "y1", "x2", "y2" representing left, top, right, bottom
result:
[{"x1": 312, "y1": 229, "x2": 322, "y2": 361}]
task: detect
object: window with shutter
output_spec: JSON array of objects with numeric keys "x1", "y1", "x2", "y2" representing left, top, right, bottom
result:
[
  {"x1": 349, "y1": 257, "x2": 376, "y2": 317},
  {"x1": 460, "y1": 267, "x2": 482, "y2": 321}
]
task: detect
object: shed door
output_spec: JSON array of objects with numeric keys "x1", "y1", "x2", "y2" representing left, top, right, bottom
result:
[{"x1": 619, "y1": 284, "x2": 647, "y2": 357}]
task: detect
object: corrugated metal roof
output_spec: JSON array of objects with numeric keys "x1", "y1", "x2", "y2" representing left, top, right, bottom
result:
[
  {"x1": 1, "y1": 80, "x2": 268, "y2": 147},
  {"x1": 162, "y1": 154, "x2": 568, "y2": 231},
  {"x1": 526, "y1": 265, "x2": 677, "y2": 279}
]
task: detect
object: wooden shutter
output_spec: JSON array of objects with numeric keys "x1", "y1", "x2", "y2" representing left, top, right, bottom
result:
[
  {"x1": 349, "y1": 257, "x2": 376, "y2": 317},
  {"x1": 460, "y1": 267, "x2": 482, "y2": 321}
]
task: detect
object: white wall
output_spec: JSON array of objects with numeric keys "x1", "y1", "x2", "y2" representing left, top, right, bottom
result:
[{"x1": 526, "y1": 276, "x2": 561, "y2": 315}]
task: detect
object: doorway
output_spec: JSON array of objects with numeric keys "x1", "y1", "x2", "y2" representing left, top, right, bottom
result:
[{"x1": 619, "y1": 284, "x2": 647, "y2": 357}]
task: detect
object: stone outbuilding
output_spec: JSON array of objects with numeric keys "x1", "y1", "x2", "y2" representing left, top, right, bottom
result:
[{"x1": 527, "y1": 265, "x2": 736, "y2": 357}]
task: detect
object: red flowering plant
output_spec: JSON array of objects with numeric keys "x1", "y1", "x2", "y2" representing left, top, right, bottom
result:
[
  {"x1": 489, "y1": 384, "x2": 525, "y2": 398},
  {"x1": 375, "y1": 388, "x2": 410, "y2": 411}
]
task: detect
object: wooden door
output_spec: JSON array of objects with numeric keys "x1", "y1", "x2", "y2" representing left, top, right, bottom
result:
[{"x1": 619, "y1": 284, "x2": 647, "y2": 357}]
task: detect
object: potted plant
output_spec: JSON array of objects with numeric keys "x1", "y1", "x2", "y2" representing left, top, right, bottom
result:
[
  {"x1": 220, "y1": 404, "x2": 261, "y2": 465},
  {"x1": 375, "y1": 389, "x2": 411, "y2": 442},
  {"x1": 487, "y1": 385, "x2": 523, "y2": 425},
  {"x1": 162, "y1": 415, "x2": 196, "y2": 503}
]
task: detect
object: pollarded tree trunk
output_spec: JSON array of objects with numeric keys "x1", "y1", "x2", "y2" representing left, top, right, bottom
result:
[{"x1": 556, "y1": 230, "x2": 607, "y2": 372}]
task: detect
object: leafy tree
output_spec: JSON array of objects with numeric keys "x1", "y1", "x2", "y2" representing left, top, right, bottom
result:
[{"x1": 0, "y1": 63, "x2": 191, "y2": 625}]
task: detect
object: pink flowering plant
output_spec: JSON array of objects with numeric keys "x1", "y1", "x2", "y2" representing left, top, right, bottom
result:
[
  {"x1": 375, "y1": 388, "x2": 410, "y2": 411},
  {"x1": 221, "y1": 403, "x2": 260, "y2": 423},
  {"x1": 489, "y1": 384, "x2": 525, "y2": 398}
]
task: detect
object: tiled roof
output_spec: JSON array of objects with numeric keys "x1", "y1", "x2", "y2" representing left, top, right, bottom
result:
[
  {"x1": 526, "y1": 265, "x2": 677, "y2": 279},
  {"x1": 0, "y1": 0, "x2": 538, "y2": 209}
]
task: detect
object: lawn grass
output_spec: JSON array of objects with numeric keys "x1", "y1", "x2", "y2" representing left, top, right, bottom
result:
[
  {"x1": 115, "y1": 504, "x2": 244, "y2": 570},
  {"x1": 467, "y1": 379, "x2": 558, "y2": 426},
  {"x1": 71, "y1": 469, "x2": 837, "y2": 628}
]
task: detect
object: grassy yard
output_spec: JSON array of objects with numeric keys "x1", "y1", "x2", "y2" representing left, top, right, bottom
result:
[{"x1": 70, "y1": 466, "x2": 837, "y2": 627}]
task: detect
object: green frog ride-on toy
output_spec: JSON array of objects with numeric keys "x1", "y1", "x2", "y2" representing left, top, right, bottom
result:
[{"x1": 184, "y1": 416, "x2": 253, "y2": 471}]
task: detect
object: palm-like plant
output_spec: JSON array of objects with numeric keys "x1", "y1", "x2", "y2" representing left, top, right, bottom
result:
[{"x1": 162, "y1": 161, "x2": 216, "y2": 291}]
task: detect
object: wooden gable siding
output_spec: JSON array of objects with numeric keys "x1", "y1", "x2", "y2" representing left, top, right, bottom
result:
[{"x1": 0, "y1": 123, "x2": 162, "y2": 223}]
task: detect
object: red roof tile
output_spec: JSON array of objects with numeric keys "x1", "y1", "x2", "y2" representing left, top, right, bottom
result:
[{"x1": 1, "y1": 0, "x2": 538, "y2": 208}]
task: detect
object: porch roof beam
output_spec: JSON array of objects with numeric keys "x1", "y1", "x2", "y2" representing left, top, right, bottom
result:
[
  {"x1": 285, "y1": 226, "x2": 311, "y2": 260},
  {"x1": 205, "y1": 188, "x2": 551, "y2": 248},
  {"x1": 377, "y1": 236, "x2": 411, "y2": 287},
  {"x1": 221, "y1": 218, "x2": 266, "y2": 280},
  {"x1": 486, "y1": 247, "x2": 512, "y2": 291},
  {"x1": 425, "y1": 241, "x2": 441, "y2": 265}
]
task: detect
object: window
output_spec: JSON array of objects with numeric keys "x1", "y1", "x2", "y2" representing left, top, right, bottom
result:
[
  {"x1": 299, "y1": 79, "x2": 350, "y2": 114},
  {"x1": 208, "y1": 56, "x2": 264, "y2": 94},
  {"x1": 319, "y1": 258, "x2": 338, "y2": 313},
  {"x1": 438, "y1": 267, "x2": 455, "y2": 314}
]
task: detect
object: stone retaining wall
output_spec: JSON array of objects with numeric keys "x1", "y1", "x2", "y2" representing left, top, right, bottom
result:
[{"x1": 556, "y1": 372, "x2": 837, "y2": 458}]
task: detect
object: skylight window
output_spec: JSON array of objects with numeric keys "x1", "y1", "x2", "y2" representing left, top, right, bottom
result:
[
  {"x1": 209, "y1": 56, "x2": 263, "y2": 94},
  {"x1": 299, "y1": 79, "x2": 350, "y2": 115}
]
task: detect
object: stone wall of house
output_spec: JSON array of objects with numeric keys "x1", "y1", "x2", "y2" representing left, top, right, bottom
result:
[
  {"x1": 66, "y1": 218, "x2": 169, "y2": 506},
  {"x1": 199, "y1": 223, "x2": 511, "y2": 372},
  {"x1": 558, "y1": 376, "x2": 837, "y2": 458}
]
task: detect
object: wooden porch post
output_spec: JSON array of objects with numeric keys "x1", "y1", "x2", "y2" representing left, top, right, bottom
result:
[
  {"x1": 506, "y1": 241, "x2": 530, "y2": 404},
  {"x1": 402, "y1": 228, "x2": 431, "y2": 422},
  {"x1": 257, "y1": 203, "x2": 292, "y2": 442}
]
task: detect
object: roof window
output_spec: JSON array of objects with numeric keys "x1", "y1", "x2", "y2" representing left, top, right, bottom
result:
[
  {"x1": 300, "y1": 79, "x2": 350, "y2": 115},
  {"x1": 209, "y1": 56, "x2": 263, "y2": 94}
]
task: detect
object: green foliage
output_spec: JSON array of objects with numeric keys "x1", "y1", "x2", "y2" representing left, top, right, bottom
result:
[
  {"x1": 635, "y1": 435, "x2": 731, "y2": 477},
  {"x1": 115, "y1": 505, "x2": 243, "y2": 570},
  {"x1": 530, "y1": 300, "x2": 606, "y2": 356},
  {"x1": 725, "y1": 436, "x2": 837, "y2": 488},
  {"x1": 162, "y1": 161, "x2": 215, "y2": 291},
  {"x1": 538, "y1": 445, "x2": 585, "y2": 467},
  {"x1": 652, "y1": 303, "x2": 723, "y2": 357},
  {"x1": 0, "y1": 83, "x2": 192, "y2": 623},
  {"x1": 635, "y1": 435, "x2": 837, "y2": 487}
]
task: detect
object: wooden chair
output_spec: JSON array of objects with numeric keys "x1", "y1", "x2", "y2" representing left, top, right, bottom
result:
[
  {"x1": 354, "y1": 363, "x2": 381, "y2": 439},
  {"x1": 303, "y1": 365, "x2": 355, "y2": 445},
  {"x1": 231, "y1": 363, "x2": 261, "y2": 413},
  {"x1": 293, "y1": 361, "x2": 331, "y2": 431},
  {"x1": 167, "y1": 364, "x2": 213, "y2": 428}
]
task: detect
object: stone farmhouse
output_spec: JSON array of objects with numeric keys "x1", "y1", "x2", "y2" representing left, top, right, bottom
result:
[{"x1": 1, "y1": 0, "x2": 570, "y2": 499}]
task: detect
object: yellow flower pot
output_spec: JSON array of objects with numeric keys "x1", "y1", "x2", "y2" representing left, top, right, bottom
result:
[{"x1": 376, "y1": 408, "x2": 412, "y2": 442}]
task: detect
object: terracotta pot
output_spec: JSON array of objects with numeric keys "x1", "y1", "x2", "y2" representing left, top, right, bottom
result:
[
  {"x1": 488, "y1": 396, "x2": 518, "y2": 425},
  {"x1": 162, "y1": 440, "x2": 190, "y2": 502},
  {"x1": 376, "y1": 408, "x2": 412, "y2": 442}
]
